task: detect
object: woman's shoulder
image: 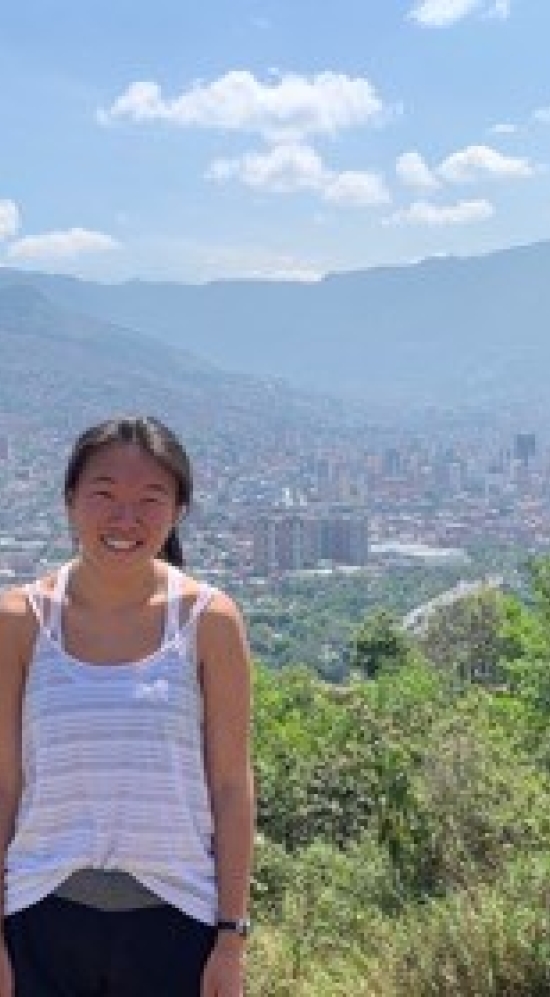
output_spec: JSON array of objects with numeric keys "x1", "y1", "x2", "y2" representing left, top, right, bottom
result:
[
  {"x1": 0, "y1": 563, "x2": 67, "y2": 626},
  {"x1": 188, "y1": 584, "x2": 248, "y2": 664},
  {"x1": 0, "y1": 583, "x2": 32, "y2": 620},
  {"x1": 0, "y1": 582, "x2": 39, "y2": 669},
  {"x1": 167, "y1": 568, "x2": 242, "y2": 643}
]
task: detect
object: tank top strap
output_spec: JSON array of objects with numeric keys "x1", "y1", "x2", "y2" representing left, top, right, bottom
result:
[
  {"x1": 47, "y1": 562, "x2": 72, "y2": 641},
  {"x1": 25, "y1": 563, "x2": 70, "y2": 639},
  {"x1": 164, "y1": 571, "x2": 219, "y2": 644},
  {"x1": 188, "y1": 583, "x2": 218, "y2": 626},
  {"x1": 25, "y1": 581, "x2": 45, "y2": 628},
  {"x1": 163, "y1": 565, "x2": 185, "y2": 644},
  {"x1": 181, "y1": 583, "x2": 218, "y2": 668}
]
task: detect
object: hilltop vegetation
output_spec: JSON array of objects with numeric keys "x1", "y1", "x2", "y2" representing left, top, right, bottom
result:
[
  {"x1": 247, "y1": 561, "x2": 550, "y2": 995},
  {"x1": 243, "y1": 541, "x2": 523, "y2": 679}
]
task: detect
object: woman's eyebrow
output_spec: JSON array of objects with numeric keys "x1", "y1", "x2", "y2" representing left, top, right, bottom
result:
[
  {"x1": 142, "y1": 482, "x2": 172, "y2": 494},
  {"x1": 87, "y1": 475, "x2": 171, "y2": 494}
]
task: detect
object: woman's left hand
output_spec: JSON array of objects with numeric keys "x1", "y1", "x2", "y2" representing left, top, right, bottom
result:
[{"x1": 200, "y1": 938, "x2": 246, "y2": 997}]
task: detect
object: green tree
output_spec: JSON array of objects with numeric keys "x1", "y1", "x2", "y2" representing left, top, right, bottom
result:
[
  {"x1": 351, "y1": 609, "x2": 412, "y2": 679},
  {"x1": 417, "y1": 588, "x2": 520, "y2": 686}
]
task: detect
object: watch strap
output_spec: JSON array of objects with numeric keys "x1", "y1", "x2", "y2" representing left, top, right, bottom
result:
[{"x1": 216, "y1": 917, "x2": 251, "y2": 937}]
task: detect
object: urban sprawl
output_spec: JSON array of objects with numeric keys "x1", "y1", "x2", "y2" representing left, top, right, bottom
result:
[{"x1": 0, "y1": 419, "x2": 546, "y2": 591}]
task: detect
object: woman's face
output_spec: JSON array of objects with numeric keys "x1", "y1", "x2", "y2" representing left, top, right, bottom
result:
[{"x1": 67, "y1": 442, "x2": 180, "y2": 569}]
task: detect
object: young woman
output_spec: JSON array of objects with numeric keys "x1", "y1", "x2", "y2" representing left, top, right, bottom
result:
[{"x1": 0, "y1": 416, "x2": 254, "y2": 997}]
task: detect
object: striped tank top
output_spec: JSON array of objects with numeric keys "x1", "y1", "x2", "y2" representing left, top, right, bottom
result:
[{"x1": 4, "y1": 563, "x2": 219, "y2": 925}]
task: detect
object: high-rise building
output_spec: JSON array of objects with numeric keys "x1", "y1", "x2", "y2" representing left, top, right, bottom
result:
[
  {"x1": 514, "y1": 432, "x2": 536, "y2": 466},
  {"x1": 253, "y1": 514, "x2": 319, "y2": 575},
  {"x1": 252, "y1": 508, "x2": 368, "y2": 575},
  {"x1": 319, "y1": 511, "x2": 369, "y2": 565}
]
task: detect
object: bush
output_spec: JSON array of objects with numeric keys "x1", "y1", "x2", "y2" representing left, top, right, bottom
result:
[{"x1": 386, "y1": 855, "x2": 550, "y2": 997}]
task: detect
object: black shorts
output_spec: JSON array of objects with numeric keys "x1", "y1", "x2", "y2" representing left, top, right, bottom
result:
[{"x1": 4, "y1": 894, "x2": 217, "y2": 996}]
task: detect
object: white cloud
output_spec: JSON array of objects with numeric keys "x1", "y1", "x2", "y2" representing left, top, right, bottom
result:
[
  {"x1": 222, "y1": 255, "x2": 321, "y2": 282},
  {"x1": 492, "y1": 0, "x2": 511, "y2": 18},
  {"x1": 409, "y1": 0, "x2": 510, "y2": 27},
  {"x1": 410, "y1": 0, "x2": 478, "y2": 26},
  {"x1": 7, "y1": 228, "x2": 119, "y2": 261},
  {"x1": 386, "y1": 199, "x2": 494, "y2": 226},
  {"x1": 0, "y1": 200, "x2": 21, "y2": 241},
  {"x1": 207, "y1": 142, "x2": 389, "y2": 207},
  {"x1": 437, "y1": 144, "x2": 534, "y2": 182},
  {"x1": 533, "y1": 106, "x2": 550, "y2": 124},
  {"x1": 245, "y1": 264, "x2": 321, "y2": 281},
  {"x1": 490, "y1": 122, "x2": 517, "y2": 135},
  {"x1": 396, "y1": 151, "x2": 439, "y2": 189},
  {"x1": 394, "y1": 144, "x2": 531, "y2": 195},
  {"x1": 100, "y1": 70, "x2": 385, "y2": 141},
  {"x1": 190, "y1": 241, "x2": 323, "y2": 282},
  {"x1": 323, "y1": 171, "x2": 390, "y2": 207},
  {"x1": 209, "y1": 144, "x2": 327, "y2": 192}
]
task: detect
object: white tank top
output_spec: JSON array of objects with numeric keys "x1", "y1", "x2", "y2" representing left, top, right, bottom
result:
[{"x1": 4, "y1": 563, "x2": 219, "y2": 925}]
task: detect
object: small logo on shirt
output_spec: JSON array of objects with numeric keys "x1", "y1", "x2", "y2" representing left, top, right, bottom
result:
[{"x1": 134, "y1": 678, "x2": 170, "y2": 702}]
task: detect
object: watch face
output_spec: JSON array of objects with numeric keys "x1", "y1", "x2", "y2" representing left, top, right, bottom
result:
[{"x1": 217, "y1": 917, "x2": 251, "y2": 937}]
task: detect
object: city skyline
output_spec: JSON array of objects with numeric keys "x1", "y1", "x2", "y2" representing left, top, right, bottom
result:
[{"x1": 0, "y1": 1, "x2": 549, "y2": 283}]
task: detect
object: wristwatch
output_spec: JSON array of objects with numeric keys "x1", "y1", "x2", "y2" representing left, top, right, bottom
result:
[{"x1": 216, "y1": 916, "x2": 251, "y2": 938}]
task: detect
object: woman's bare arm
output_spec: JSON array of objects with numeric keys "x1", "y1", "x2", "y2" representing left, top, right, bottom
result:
[
  {"x1": 198, "y1": 592, "x2": 255, "y2": 932},
  {"x1": 0, "y1": 589, "x2": 33, "y2": 928}
]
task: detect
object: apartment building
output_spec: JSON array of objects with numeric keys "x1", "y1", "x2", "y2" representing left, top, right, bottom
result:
[{"x1": 253, "y1": 508, "x2": 369, "y2": 576}]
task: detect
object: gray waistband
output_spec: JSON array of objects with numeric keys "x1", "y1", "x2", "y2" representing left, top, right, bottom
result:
[{"x1": 53, "y1": 870, "x2": 165, "y2": 911}]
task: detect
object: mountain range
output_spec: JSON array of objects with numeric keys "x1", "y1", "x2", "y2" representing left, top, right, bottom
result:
[
  {"x1": 1, "y1": 239, "x2": 549, "y2": 414},
  {"x1": 0, "y1": 283, "x2": 343, "y2": 442}
]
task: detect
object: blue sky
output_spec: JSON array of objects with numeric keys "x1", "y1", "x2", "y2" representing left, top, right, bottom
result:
[{"x1": 0, "y1": 0, "x2": 549, "y2": 283}]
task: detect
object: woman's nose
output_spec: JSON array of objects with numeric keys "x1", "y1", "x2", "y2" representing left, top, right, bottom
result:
[{"x1": 110, "y1": 501, "x2": 140, "y2": 525}]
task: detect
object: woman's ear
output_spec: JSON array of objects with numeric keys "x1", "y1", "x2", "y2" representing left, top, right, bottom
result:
[
  {"x1": 68, "y1": 523, "x2": 80, "y2": 552},
  {"x1": 65, "y1": 496, "x2": 79, "y2": 549}
]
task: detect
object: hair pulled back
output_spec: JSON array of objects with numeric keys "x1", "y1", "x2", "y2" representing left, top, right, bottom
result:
[{"x1": 64, "y1": 416, "x2": 192, "y2": 568}]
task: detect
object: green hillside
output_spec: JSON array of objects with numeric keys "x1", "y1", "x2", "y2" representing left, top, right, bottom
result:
[{"x1": 247, "y1": 564, "x2": 550, "y2": 995}]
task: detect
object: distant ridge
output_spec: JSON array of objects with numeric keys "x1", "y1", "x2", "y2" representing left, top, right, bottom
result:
[
  {"x1": 1, "y1": 239, "x2": 549, "y2": 409},
  {"x1": 0, "y1": 283, "x2": 339, "y2": 434}
]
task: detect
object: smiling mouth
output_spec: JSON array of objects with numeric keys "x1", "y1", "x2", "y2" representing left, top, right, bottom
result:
[{"x1": 102, "y1": 537, "x2": 143, "y2": 552}]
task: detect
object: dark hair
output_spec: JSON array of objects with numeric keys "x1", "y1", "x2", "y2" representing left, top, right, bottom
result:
[{"x1": 64, "y1": 416, "x2": 192, "y2": 568}]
